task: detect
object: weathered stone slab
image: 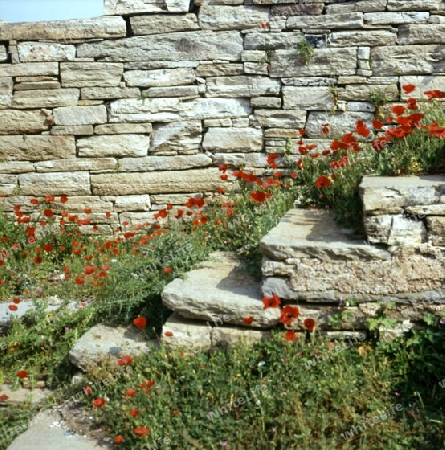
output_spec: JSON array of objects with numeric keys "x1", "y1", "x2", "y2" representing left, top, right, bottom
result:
[
  {"x1": 365, "y1": 12, "x2": 429, "y2": 25},
  {"x1": 130, "y1": 13, "x2": 200, "y2": 35},
  {"x1": 199, "y1": 5, "x2": 269, "y2": 30},
  {"x1": 251, "y1": 97, "x2": 282, "y2": 108},
  {"x1": 270, "y1": 48, "x2": 357, "y2": 77},
  {"x1": 50, "y1": 125, "x2": 94, "y2": 136},
  {"x1": 338, "y1": 84, "x2": 399, "y2": 102},
  {"x1": 77, "y1": 31, "x2": 243, "y2": 62},
  {"x1": 330, "y1": 30, "x2": 397, "y2": 47},
  {"x1": 0, "y1": 17, "x2": 126, "y2": 41},
  {"x1": 205, "y1": 76, "x2": 281, "y2": 97},
  {"x1": 162, "y1": 313, "x2": 212, "y2": 350},
  {"x1": 95, "y1": 123, "x2": 152, "y2": 135},
  {"x1": 326, "y1": 0, "x2": 387, "y2": 14},
  {"x1": 387, "y1": 0, "x2": 441, "y2": 11},
  {"x1": 124, "y1": 68, "x2": 195, "y2": 87},
  {"x1": 306, "y1": 111, "x2": 374, "y2": 138},
  {"x1": 81, "y1": 86, "x2": 140, "y2": 100},
  {"x1": 271, "y1": 3, "x2": 324, "y2": 17},
  {"x1": 287, "y1": 12, "x2": 363, "y2": 29},
  {"x1": 18, "y1": 172, "x2": 91, "y2": 196},
  {"x1": 426, "y1": 216, "x2": 445, "y2": 246},
  {"x1": 282, "y1": 86, "x2": 332, "y2": 110},
  {"x1": 0, "y1": 136, "x2": 74, "y2": 160},
  {"x1": 161, "y1": 252, "x2": 281, "y2": 327},
  {"x1": 244, "y1": 32, "x2": 304, "y2": 50},
  {"x1": 398, "y1": 24, "x2": 445, "y2": 45},
  {"x1": 212, "y1": 153, "x2": 267, "y2": 167},
  {"x1": 69, "y1": 323, "x2": 155, "y2": 371},
  {"x1": 12, "y1": 88, "x2": 79, "y2": 108},
  {"x1": 150, "y1": 121, "x2": 202, "y2": 152},
  {"x1": 0, "y1": 91, "x2": 12, "y2": 109},
  {"x1": 0, "y1": 161, "x2": 34, "y2": 174},
  {"x1": 387, "y1": 215, "x2": 427, "y2": 246},
  {"x1": 0, "y1": 385, "x2": 50, "y2": 406},
  {"x1": 54, "y1": 106, "x2": 107, "y2": 126},
  {"x1": 0, "y1": 45, "x2": 6, "y2": 61},
  {"x1": 61, "y1": 62, "x2": 123, "y2": 88},
  {"x1": 253, "y1": 110, "x2": 306, "y2": 128},
  {"x1": 104, "y1": 0, "x2": 190, "y2": 14},
  {"x1": 0, "y1": 175, "x2": 18, "y2": 195},
  {"x1": 364, "y1": 215, "x2": 393, "y2": 244},
  {"x1": 371, "y1": 45, "x2": 445, "y2": 76},
  {"x1": 113, "y1": 195, "x2": 151, "y2": 211},
  {"x1": 399, "y1": 75, "x2": 445, "y2": 100},
  {"x1": 406, "y1": 205, "x2": 445, "y2": 216},
  {"x1": 109, "y1": 98, "x2": 251, "y2": 122},
  {"x1": 360, "y1": 176, "x2": 445, "y2": 214},
  {"x1": 0, "y1": 62, "x2": 58, "y2": 77},
  {"x1": 34, "y1": 158, "x2": 117, "y2": 173},
  {"x1": 17, "y1": 42, "x2": 76, "y2": 62},
  {"x1": 77, "y1": 135, "x2": 150, "y2": 158},
  {"x1": 91, "y1": 168, "x2": 224, "y2": 195},
  {"x1": 119, "y1": 154, "x2": 212, "y2": 171},
  {"x1": 211, "y1": 326, "x2": 272, "y2": 347},
  {"x1": 202, "y1": 128, "x2": 263, "y2": 152},
  {"x1": 195, "y1": 63, "x2": 244, "y2": 77},
  {"x1": 144, "y1": 85, "x2": 199, "y2": 97},
  {"x1": 14, "y1": 81, "x2": 61, "y2": 90}
]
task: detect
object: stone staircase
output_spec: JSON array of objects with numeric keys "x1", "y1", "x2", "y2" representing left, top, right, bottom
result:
[{"x1": 160, "y1": 175, "x2": 445, "y2": 349}]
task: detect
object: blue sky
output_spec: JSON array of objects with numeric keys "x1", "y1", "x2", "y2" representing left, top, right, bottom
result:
[{"x1": 0, "y1": 0, "x2": 103, "y2": 22}]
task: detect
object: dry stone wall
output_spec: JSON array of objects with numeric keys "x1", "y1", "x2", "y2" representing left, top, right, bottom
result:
[{"x1": 0, "y1": 0, "x2": 445, "y2": 230}]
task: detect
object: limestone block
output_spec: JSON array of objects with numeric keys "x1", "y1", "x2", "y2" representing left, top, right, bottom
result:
[
  {"x1": 306, "y1": 111, "x2": 374, "y2": 139},
  {"x1": 204, "y1": 118, "x2": 232, "y2": 127},
  {"x1": 61, "y1": 63, "x2": 123, "y2": 88},
  {"x1": 17, "y1": 42, "x2": 76, "y2": 62},
  {"x1": 15, "y1": 81, "x2": 61, "y2": 90},
  {"x1": 282, "y1": 86, "x2": 332, "y2": 110},
  {"x1": 398, "y1": 24, "x2": 445, "y2": 45},
  {"x1": 202, "y1": 128, "x2": 263, "y2": 152},
  {"x1": 195, "y1": 63, "x2": 244, "y2": 77},
  {"x1": 91, "y1": 168, "x2": 224, "y2": 195},
  {"x1": 0, "y1": 17, "x2": 126, "y2": 41},
  {"x1": 109, "y1": 98, "x2": 251, "y2": 122},
  {"x1": 0, "y1": 175, "x2": 18, "y2": 195},
  {"x1": 77, "y1": 135, "x2": 150, "y2": 158},
  {"x1": 399, "y1": 75, "x2": 445, "y2": 100},
  {"x1": 199, "y1": 5, "x2": 269, "y2": 30},
  {"x1": 130, "y1": 14, "x2": 200, "y2": 35},
  {"x1": 347, "y1": 102, "x2": 375, "y2": 113},
  {"x1": 387, "y1": 216, "x2": 427, "y2": 246},
  {"x1": 211, "y1": 327, "x2": 272, "y2": 347},
  {"x1": 18, "y1": 172, "x2": 91, "y2": 196},
  {"x1": 95, "y1": 123, "x2": 152, "y2": 135},
  {"x1": 406, "y1": 205, "x2": 445, "y2": 216},
  {"x1": 205, "y1": 76, "x2": 280, "y2": 98},
  {"x1": 326, "y1": 0, "x2": 387, "y2": 13},
  {"x1": 270, "y1": 47, "x2": 357, "y2": 77},
  {"x1": 81, "y1": 87, "x2": 140, "y2": 100},
  {"x1": 0, "y1": 161, "x2": 34, "y2": 174},
  {"x1": 253, "y1": 109, "x2": 306, "y2": 128},
  {"x1": 54, "y1": 106, "x2": 107, "y2": 126},
  {"x1": 251, "y1": 97, "x2": 282, "y2": 108},
  {"x1": 330, "y1": 30, "x2": 397, "y2": 47},
  {"x1": 145, "y1": 86, "x2": 199, "y2": 98},
  {"x1": 124, "y1": 68, "x2": 195, "y2": 87},
  {"x1": 77, "y1": 31, "x2": 243, "y2": 62},
  {"x1": 118, "y1": 212, "x2": 158, "y2": 226},
  {"x1": 364, "y1": 215, "x2": 393, "y2": 244},
  {"x1": 119, "y1": 154, "x2": 212, "y2": 171},
  {"x1": 0, "y1": 62, "x2": 58, "y2": 77},
  {"x1": 104, "y1": 0, "x2": 190, "y2": 14},
  {"x1": 386, "y1": 0, "x2": 441, "y2": 11},
  {"x1": 212, "y1": 153, "x2": 267, "y2": 167},
  {"x1": 0, "y1": 46, "x2": 6, "y2": 62},
  {"x1": 50, "y1": 125, "x2": 94, "y2": 136},
  {"x1": 287, "y1": 12, "x2": 363, "y2": 30},
  {"x1": 12, "y1": 88, "x2": 79, "y2": 108},
  {"x1": 0, "y1": 136, "x2": 74, "y2": 160},
  {"x1": 0, "y1": 91, "x2": 12, "y2": 109},
  {"x1": 271, "y1": 3, "x2": 324, "y2": 17},
  {"x1": 338, "y1": 84, "x2": 399, "y2": 102},
  {"x1": 150, "y1": 121, "x2": 202, "y2": 152},
  {"x1": 365, "y1": 12, "x2": 429, "y2": 25},
  {"x1": 114, "y1": 195, "x2": 151, "y2": 212},
  {"x1": 371, "y1": 45, "x2": 445, "y2": 76},
  {"x1": 426, "y1": 216, "x2": 445, "y2": 246},
  {"x1": 34, "y1": 158, "x2": 117, "y2": 173}
]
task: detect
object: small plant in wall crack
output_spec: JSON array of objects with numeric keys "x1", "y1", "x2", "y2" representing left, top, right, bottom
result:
[
  {"x1": 297, "y1": 36, "x2": 315, "y2": 66},
  {"x1": 328, "y1": 85, "x2": 339, "y2": 114},
  {"x1": 370, "y1": 90, "x2": 390, "y2": 119}
]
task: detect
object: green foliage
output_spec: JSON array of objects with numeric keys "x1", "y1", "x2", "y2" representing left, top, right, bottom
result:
[{"x1": 297, "y1": 36, "x2": 315, "y2": 66}]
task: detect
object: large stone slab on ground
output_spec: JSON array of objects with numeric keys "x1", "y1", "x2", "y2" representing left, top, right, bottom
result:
[
  {"x1": 69, "y1": 324, "x2": 157, "y2": 372},
  {"x1": 161, "y1": 252, "x2": 281, "y2": 327},
  {"x1": 0, "y1": 385, "x2": 51, "y2": 406}
]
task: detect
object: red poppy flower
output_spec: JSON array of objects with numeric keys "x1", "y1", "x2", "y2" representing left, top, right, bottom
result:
[
  {"x1": 355, "y1": 120, "x2": 371, "y2": 138},
  {"x1": 285, "y1": 330, "x2": 296, "y2": 341},
  {"x1": 44, "y1": 196, "x2": 55, "y2": 202},
  {"x1": 60, "y1": 195, "x2": 69, "y2": 204},
  {"x1": 215, "y1": 219, "x2": 222, "y2": 226},
  {"x1": 321, "y1": 123, "x2": 330, "y2": 136},
  {"x1": 43, "y1": 244, "x2": 53, "y2": 252},
  {"x1": 391, "y1": 105, "x2": 405, "y2": 116},
  {"x1": 134, "y1": 426, "x2": 150, "y2": 438},
  {"x1": 0, "y1": 394, "x2": 9, "y2": 400},
  {"x1": 280, "y1": 305, "x2": 299, "y2": 325},
  {"x1": 118, "y1": 355, "x2": 134, "y2": 365},
  {"x1": 219, "y1": 164, "x2": 228, "y2": 172},
  {"x1": 30, "y1": 199, "x2": 39, "y2": 205},
  {"x1": 303, "y1": 318, "x2": 316, "y2": 332},
  {"x1": 33, "y1": 256, "x2": 42, "y2": 264},
  {"x1": 372, "y1": 119, "x2": 384, "y2": 130},
  {"x1": 12, "y1": 298, "x2": 20, "y2": 304},
  {"x1": 8, "y1": 305, "x2": 18, "y2": 311},
  {"x1": 93, "y1": 397, "x2": 106, "y2": 408},
  {"x1": 217, "y1": 188, "x2": 224, "y2": 194},
  {"x1": 173, "y1": 409, "x2": 180, "y2": 415},
  {"x1": 105, "y1": 212, "x2": 111, "y2": 218},
  {"x1": 139, "y1": 380, "x2": 155, "y2": 388},
  {"x1": 133, "y1": 316, "x2": 147, "y2": 329},
  {"x1": 402, "y1": 84, "x2": 416, "y2": 95},
  {"x1": 17, "y1": 371, "x2": 28, "y2": 379},
  {"x1": 243, "y1": 316, "x2": 254, "y2": 325},
  {"x1": 220, "y1": 174, "x2": 228, "y2": 181},
  {"x1": 43, "y1": 209, "x2": 54, "y2": 218},
  {"x1": 406, "y1": 98, "x2": 418, "y2": 110},
  {"x1": 424, "y1": 89, "x2": 445, "y2": 100},
  {"x1": 126, "y1": 389, "x2": 137, "y2": 397},
  {"x1": 262, "y1": 294, "x2": 281, "y2": 309},
  {"x1": 130, "y1": 409, "x2": 139, "y2": 417},
  {"x1": 74, "y1": 278, "x2": 85, "y2": 285},
  {"x1": 84, "y1": 208, "x2": 92, "y2": 214},
  {"x1": 84, "y1": 386, "x2": 92, "y2": 395},
  {"x1": 164, "y1": 331, "x2": 174, "y2": 337},
  {"x1": 372, "y1": 136, "x2": 392, "y2": 152},
  {"x1": 114, "y1": 435, "x2": 124, "y2": 444},
  {"x1": 315, "y1": 176, "x2": 330, "y2": 189},
  {"x1": 250, "y1": 191, "x2": 272, "y2": 203}
]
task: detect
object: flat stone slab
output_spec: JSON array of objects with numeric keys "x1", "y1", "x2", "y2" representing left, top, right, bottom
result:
[
  {"x1": 69, "y1": 324, "x2": 158, "y2": 371},
  {"x1": 7, "y1": 409, "x2": 111, "y2": 450},
  {"x1": 259, "y1": 209, "x2": 389, "y2": 262},
  {"x1": 0, "y1": 385, "x2": 51, "y2": 406},
  {"x1": 161, "y1": 252, "x2": 281, "y2": 327}
]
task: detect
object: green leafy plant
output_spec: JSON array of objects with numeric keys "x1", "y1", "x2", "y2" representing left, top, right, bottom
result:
[{"x1": 297, "y1": 36, "x2": 315, "y2": 66}]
